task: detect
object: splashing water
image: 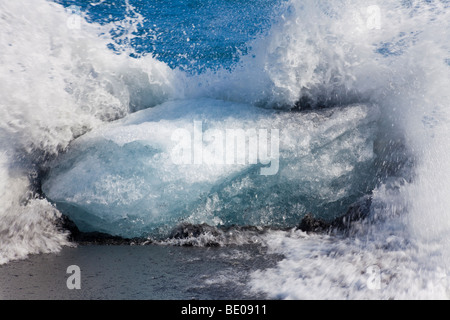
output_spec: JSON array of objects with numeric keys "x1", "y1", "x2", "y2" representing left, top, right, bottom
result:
[{"x1": 1, "y1": 0, "x2": 450, "y2": 299}]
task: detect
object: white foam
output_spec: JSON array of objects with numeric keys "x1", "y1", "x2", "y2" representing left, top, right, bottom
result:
[
  {"x1": 250, "y1": 225, "x2": 450, "y2": 299},
  {"x1": 0, "y1": 0, "x2": 179, "y2": 264},
  {"x1": 248, "y1": 0, "x2": 450, "y2": 299},
  {"x1": 1, "y1": 1, "x2": 449, "y2": 302}
]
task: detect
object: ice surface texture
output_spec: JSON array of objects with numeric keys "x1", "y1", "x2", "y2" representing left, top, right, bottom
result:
[{"x1": 43, "y1": 99, "x2": 379, "y2": 238}]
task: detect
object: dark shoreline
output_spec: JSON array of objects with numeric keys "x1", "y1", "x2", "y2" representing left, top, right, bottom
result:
[{"x1": 0, "y1": 196, "x2": 372, "y2": 300}]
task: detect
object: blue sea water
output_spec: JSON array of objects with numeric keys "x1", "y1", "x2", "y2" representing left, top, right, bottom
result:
[
  {"x1": 57, "y1": 0, "x2": 278, "y2": 72},
  {"x1": 1, "y1": 0, "x2": 450, "y2": 299}
]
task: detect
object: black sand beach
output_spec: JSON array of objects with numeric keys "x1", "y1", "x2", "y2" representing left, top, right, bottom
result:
[{"x1": 0, "y1": 244, "x2": 281, "y2": 300}]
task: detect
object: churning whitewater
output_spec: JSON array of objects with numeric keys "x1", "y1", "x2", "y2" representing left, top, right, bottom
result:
[{"x1": 1, "y1": 0, "x2": 450, "y2": 299}]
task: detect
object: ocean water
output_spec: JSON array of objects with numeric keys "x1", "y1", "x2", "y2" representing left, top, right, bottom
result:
[{"x1": 1, "y1": 0, "x2": 450, "y2": 299}]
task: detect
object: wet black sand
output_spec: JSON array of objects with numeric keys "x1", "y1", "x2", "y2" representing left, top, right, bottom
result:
[{"x1": 0, "y1": 244, "x2": 282, "y2": 300}]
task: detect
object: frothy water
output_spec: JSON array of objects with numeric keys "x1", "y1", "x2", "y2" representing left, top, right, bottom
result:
[
  {"x1": 0, "y1": 0, "x2": 179, "y2": 264},
  {"x1": 1, "y1": 0, "x2": 450, "y2": 299}
]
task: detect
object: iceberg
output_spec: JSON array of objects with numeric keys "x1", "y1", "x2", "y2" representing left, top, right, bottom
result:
[{"x1": 42, "y1": 99, "x2": 380, "y2": 238}]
